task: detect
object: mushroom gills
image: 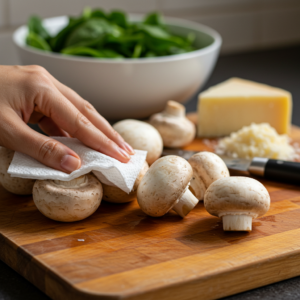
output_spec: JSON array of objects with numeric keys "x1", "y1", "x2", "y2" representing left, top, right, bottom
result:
[
  {"x1": 222, "y1": 214, "x2": 253, "y2": 231},
  {"x1": 172, "y1": 187, "x2": 198, "y2": 217}
]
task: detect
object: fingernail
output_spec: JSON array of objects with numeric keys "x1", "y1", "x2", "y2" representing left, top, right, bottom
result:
[
  {"x1": 122, "y1": 142, "x2": 135, "y2": 155},
  {"x1": 119, "y1": 148, "x2": 131, "y2": 160},
  {"x1": 61, "y1": 155, "x2": 81, "y2": 173}
]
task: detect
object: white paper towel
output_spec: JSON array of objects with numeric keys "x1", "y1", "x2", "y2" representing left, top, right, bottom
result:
[{"x1": 7, "y1": 137, "x2": 147, "y2": 194}]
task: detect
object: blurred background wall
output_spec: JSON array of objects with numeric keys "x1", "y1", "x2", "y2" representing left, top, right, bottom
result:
[{"x1": 0, "y1": 0, "x2": 300, "y2": 65}]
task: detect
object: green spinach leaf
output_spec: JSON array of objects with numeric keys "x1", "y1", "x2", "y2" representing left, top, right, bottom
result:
[
  {"x1": 28, "y1": 15, "x2": 50, "y2": 40},
  {"x1": 109, "y1": 11, "x2": 128, "y2": 29},
  {"x1": 61, "y1": 46, "x2": 123, "y2": 58},
  {"x1": 143, "y1": 12, "x2": 164, "y2": 27},
  {"x1": 91, "y1": 9, "x2": 107, "y2": 19},
  {"x1": 50, "y1": 17, "x2": 86, "y2": 52},
  {"x1": 26, "y1": 32, "x2": 51, "y2": 51},
  {"x1": 26, "y1": 8, "x2": 198, "y2": 58},
  {"x1": 64, "y1": 18, "x2": 122, "y2": 48}
]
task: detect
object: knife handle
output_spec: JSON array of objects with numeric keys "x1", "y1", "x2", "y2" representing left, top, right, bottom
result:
[
  {"x1": 264, "y1": 159, "x2": 300, "y2": 184},
  {"x1": 249, "y1": 158, "x2": 300, "y2": 184}
]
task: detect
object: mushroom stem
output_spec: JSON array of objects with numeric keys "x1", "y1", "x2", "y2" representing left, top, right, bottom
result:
[
  {"x1": 54, "y1": 175, "x2": 87, "y2": 188},
  {"x1": 172, "y1": 188, "x2": 198, "y2": 218},
  {"x1": 165, "y1": 101, "x2": 185, "y2": 117},
  {"x1": 222, "y1": 214, "x2": 253, "y2": 231}
]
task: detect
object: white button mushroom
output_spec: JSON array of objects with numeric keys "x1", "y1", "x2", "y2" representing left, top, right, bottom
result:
[
  {"x1": 149, "y1": 101, "x2": 196, "y2": 148},
  {"x1": 0, "y1": 147, "x2": 35, "y2": 195},
  {"x1": 137, "y1": 156, "x2": 198, "y2": 218},
  {"x1": 204, "y1": 177, "x2": 270, "y2": 231},
  {"x1": 33, "y1": 173, "x2": 103, "y2": 222},
  {"x1": 102, "y1": 161, "x2": 149, "y2": 203},
  {"x1": 188, "y1": 151, "x2": 230, "y2": 201},
  {"x1": 113, "y1": 119, "x2": 163, "y2": 165}
]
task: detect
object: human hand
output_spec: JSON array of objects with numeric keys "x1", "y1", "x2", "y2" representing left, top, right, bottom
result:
[{"x1": 0, "y1": 65, "x2": 134, "y2": 173}]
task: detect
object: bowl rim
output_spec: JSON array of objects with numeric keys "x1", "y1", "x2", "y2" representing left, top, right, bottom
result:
[{"x1": 13, "y1": 14, "x2": 222, "y2": 64}]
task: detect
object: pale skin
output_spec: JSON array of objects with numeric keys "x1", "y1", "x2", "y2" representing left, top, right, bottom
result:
[{"x1": 0, "y1": 65, "x2": 134, "y2": 173}]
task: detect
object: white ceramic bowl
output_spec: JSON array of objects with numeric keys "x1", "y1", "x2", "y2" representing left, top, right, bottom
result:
[{"x1": 13, "y1": 15, "x2": 221, "y2": 120}]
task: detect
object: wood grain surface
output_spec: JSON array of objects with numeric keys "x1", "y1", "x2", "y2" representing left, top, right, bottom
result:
[{"x1": 1, "y1": 126, "x2": 300, "y2": 300}]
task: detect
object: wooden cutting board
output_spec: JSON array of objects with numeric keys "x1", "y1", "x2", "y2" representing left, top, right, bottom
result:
[{"x1": 1, "y1": 127, "x2": 300, "y2": 300}]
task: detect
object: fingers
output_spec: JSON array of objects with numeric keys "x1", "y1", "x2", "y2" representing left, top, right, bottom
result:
[
  {"x1": 28, "y1": 111, "x2": 70, "y2": 137},
  {"x1": 38, "y1": 117, "x2": 71, "y2": 137},
  {"x1": 34, "y1": 87, "x2": 131, "y2": 163},
  {"x1": 51, "y1": 79, "x2": 134, "y2": 155},
  {"x1": 0, "y1": 109, "x2": 81, "y2": 173}
]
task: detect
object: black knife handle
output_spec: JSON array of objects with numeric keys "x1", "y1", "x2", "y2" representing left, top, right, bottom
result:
[{"x1": 264, "y1": 159, "x2": 300, "y2": 184}]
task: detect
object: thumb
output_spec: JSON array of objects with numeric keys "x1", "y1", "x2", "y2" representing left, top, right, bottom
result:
[{"x1": 2, "y1": 112, "x2": 81, "y2": 173}]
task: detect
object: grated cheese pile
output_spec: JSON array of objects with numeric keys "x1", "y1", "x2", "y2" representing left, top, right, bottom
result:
[{"x1": 215, "y1": 123, "x2": 298, "y2": 160}]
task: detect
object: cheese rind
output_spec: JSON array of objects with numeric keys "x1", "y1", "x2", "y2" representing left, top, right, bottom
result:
[{"x1": 197, "y1": 78, "x2": 292, "y2": 137}]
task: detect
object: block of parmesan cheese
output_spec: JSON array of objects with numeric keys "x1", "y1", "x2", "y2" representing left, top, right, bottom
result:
[{"x1": 197, "y1": 78, "x2": 292, "y2": 137}]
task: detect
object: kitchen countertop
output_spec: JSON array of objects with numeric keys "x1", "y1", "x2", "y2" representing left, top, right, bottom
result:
[{"x1": 1, "y1": 44, "x2": 300, "y2": 300}]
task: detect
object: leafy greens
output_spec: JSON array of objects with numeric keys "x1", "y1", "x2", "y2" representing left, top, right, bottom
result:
[{"x1": 26, "y1": 9, "x2": 197, "y2": 59}]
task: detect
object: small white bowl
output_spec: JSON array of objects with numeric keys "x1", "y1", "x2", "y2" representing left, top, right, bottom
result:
[{"x1": 13, "y1": 15, "x2": 221, "y2": 120}]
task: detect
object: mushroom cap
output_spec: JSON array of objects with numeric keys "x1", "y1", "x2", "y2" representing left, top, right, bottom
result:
[
  {"x1": 0, "y1": 147, "x2": 35, "y2": 195},
  {"x1": 33, "y1": 173, "x2": 103, "y2": 222},
  {"x1": 204, "y1": 177, "x2": 270, "y2": 218},
  {"x1": 103, "y1": 161, "x2": 149, "y2": 203},
  {"x1": 188, "y1": 151, "x2": 229, "y2": 200},
  {"x1": 113, "y1": 119, "x2": 163, "y2": 165},
  {"x1": 137, "y1": 155, "x2": 193, "y2": 217},
  {"x1": 149, "y1": 101, "x2": 196, "y2": 148}
]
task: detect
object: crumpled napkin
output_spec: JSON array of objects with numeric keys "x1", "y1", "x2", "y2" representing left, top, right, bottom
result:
[{"x1": 7, "y1": 137, "x2": 147, "y2": 194}]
